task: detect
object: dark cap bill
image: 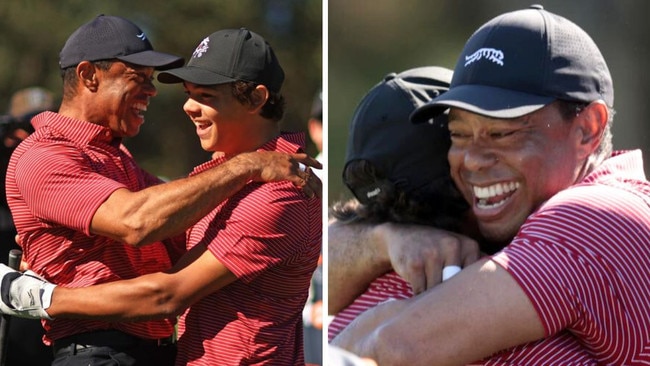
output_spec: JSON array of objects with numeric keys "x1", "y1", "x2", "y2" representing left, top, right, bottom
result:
[{"x1": 411, "y1": 84, "x2": 554, "y2": 122}]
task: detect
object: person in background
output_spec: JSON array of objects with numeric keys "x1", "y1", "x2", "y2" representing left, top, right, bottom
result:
[
  {"x1": 303, "y1": 88, "x2": 323, "y2": 366},
  {"x1": 0, "y1": 87, "x2": 55, "y2": 256},
  {"x1": 0, "y1": 86, "x2": 55, "y2": 366},
  {"x1": 1, "y1": 16, "x2": 318, "y2": 366},
  {"x1": 307, "y1": 89, "x2": 323, "y2": 176},
  {"x1": 0, "y1": 27, "x2": 321, "y2": 366}
]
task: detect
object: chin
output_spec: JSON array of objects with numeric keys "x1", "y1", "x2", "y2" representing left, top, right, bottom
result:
[{"x1": 479, "y1": 223, "x2": 519, "y2": 244}]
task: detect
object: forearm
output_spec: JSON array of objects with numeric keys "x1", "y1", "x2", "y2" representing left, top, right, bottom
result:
[
  {"x1": 331, "y1": 260, "x2": 546, "y2": 366},
  {"x1": 39, "y1": 244, "x2": 235, "y2": 322},
  {"x1": 328, "y1": 220, "x2": 391, "y2": 314},
  {"x1": 47, "y1": 272, "x2": 188, "y2": 322},
  {"x1": 93, "y1": 153, "x2": 256, "y2": 246}
]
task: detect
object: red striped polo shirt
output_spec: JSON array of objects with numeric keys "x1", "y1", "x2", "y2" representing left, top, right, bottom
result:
[
  {"x1": 6, "y1": 111, "x2": 174, "y2": 344},
  {"x1": 328, "y1": 271, "x2": 412, "y2": 342},
  {"x1": 175, "y1": 133, "x2": 322, "y2": 366},
  {"x1": 328, "y1": 272, "x2": 596, "y2": 364},
  {"x1": 492, "y1": 150, "x2": 650, "y2": 364}
]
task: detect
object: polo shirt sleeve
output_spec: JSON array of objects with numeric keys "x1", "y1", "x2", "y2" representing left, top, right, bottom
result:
[
  {"x1": 491, "y1": 233, "x2": 588, "y2": 337},
  {"x1": 205, "y1": 181, "x2": 312, "y2": 283},
  {"x1": 14, "y1": 142, "x2": 126, "y2": 236},
  {"x1": 491, "y1": 186, "x2": 649, "y2": 339}
]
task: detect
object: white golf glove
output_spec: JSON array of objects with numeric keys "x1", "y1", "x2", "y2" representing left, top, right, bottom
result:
[{"x1": 0, "y1": 264, "x2": 55, "y2": 320}]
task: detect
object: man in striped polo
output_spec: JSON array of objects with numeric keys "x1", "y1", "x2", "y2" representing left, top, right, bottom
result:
[
  {"x1": 0, "y1": 16, "x2": 319, "y2": 366},
  {"x1": 329, "y1": 5, "x2": 650, "y2": 365}
]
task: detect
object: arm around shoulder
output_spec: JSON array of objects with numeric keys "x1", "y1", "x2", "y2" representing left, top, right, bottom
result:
[{"x1": 90, "y1": 150, "x2": 317, "y2": 247}]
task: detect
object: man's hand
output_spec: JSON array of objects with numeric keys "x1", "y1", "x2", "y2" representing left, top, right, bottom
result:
[
  {"x1": 376, "y1": 222, "x2": 481, "y2": 294},
  {"x1": 233, "y1": 151, "x2": 322, "y2": 198},
  {"x1": 0, "y1": 264, "x2": 55, "y2": 320},
  {"x1": 328, "y1": 220, "x2": 481, "y2": 314}
]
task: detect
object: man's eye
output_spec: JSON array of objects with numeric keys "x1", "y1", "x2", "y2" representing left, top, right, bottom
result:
[
  {"x1": 450, "y1": 131, "x2": 471, "y2": 139},
  {"x1": 490, "y1": 131, "x2": 515, "y2": 138}
]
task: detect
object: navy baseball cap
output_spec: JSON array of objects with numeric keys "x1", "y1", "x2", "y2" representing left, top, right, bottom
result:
[
  {"x1": 59, "y1": 15, "x2": 184, "y2": 70},
  {"x1": 344, "y1": 66, "x2": 453, "y2": 204},
  {"x1": 411, "y1": 5, "x2": 613, "y2": 122},
  {"x1": 158, "y1": 28, "x2": 285, "y2": 93}
]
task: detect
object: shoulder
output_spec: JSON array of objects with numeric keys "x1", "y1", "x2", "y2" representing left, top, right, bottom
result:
[{"x1": 527, "y1": 183, "x2": 650, "y2": 234}]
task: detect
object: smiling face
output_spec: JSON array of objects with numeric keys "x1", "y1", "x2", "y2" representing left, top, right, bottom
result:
[
  {"x1": 446, "y1": 102, "x2": 586, "y2": 242},
  {"x1": 182, "y1": 82, "x2": 261, "y2": 155},
  {"x1": 95, "y1": 61, "x2": 157, "y2": 138}
]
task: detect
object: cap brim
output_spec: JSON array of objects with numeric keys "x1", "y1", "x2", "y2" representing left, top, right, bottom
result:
[
  {"x1": 411, "y1": 84, "x2": 555, "y2": 122},
  {"x1": 117, "y1": 50, "x2": 184, "y2": 70},
  {"x1": 157, "y1": 66, "x2": 237, "y2": 85}
]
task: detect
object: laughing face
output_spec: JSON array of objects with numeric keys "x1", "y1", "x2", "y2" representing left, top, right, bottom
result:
[
  {"x1": 447, "y1": 102, "x2": 584, "y2": 242},
  {"x1": 182, "y1": 82, "x2": 259, "y2": 155},
  {"x1": 94, "y1": 61, "x2": 157, "y2": 138}
]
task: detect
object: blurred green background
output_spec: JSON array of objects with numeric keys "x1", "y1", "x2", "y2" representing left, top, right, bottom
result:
[
  {"x1": 0, "y1": 0, "x2": 322, "y2": 180},
  {"x1": 328, "y1": 0, "x2": 650, "y2": 206}
]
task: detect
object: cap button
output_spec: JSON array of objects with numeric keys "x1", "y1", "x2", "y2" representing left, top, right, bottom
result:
[
  {"x1": 529, "y1": 4, "x2": 544, "y2": 10},
  {"x1": 383, "y1": 72, "x2": 397, "y2": 82}
]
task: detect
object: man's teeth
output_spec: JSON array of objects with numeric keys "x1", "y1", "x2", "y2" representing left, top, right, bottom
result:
[
  {"x1": 133, "y1": 103, "x2": 147, "y2": 113},
  {"x1": 473, "y1": 182, "x2": 520, "y2": 209}
]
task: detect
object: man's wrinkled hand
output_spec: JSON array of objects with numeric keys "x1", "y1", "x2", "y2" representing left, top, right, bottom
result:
[
  {"x1": 377, "y1": 223, "x2": 481, "y2": 294},
  {"x1": 236, "y1": 151, "x2": 322, "y2": 198},
  {"x1": 0, "y1": 264, "x2": 55, "y2": 320}
]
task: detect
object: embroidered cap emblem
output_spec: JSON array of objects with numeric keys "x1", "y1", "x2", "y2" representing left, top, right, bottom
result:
[
  {"x1": 192, "y1": 37, "x2": 210, "y2": 58},
  {"x1": 464, "y1": 48, "x2": 504, "y2": 67},
  {"x1": 136, "y1": 32, "x2": 147, "y2": 41}
]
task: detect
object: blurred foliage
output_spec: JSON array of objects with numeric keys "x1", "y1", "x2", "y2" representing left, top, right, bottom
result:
[
  {"x1": 328, "y1": 0, "x2": 650, "y2": 205},
  {"x1": 0, "y1": 0, "x2": 322, "y2": 180}
]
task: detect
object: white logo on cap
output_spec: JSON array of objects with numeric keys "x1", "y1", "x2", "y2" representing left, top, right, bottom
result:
[
  {"x1": 464, "y1": 48, "x2": 504, "y2": 67},
  {"x1": 192, "y1": 37, "x2": 210, "y2": 58},
  {"x1": 137, "y1": 33, "x2": 147, "y2": 41},
  {"x1": 366, "y1": 187, "x2": 381, "y2": 199}
]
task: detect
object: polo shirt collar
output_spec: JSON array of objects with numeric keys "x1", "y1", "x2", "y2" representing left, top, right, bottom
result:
[{"x1": 32, "y1": 111, "x2": 120, "y2": 145}]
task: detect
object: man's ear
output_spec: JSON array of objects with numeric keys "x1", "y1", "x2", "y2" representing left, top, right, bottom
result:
[
  {"x1": 249, "y1": 85, "x2": 270, "y2": 113},
  {"x1": 77, "y1": 61, "x2": 98, "y2": 91},
  {"x1": 576, "y1": 100, "x2": 608, "y2": 157}
]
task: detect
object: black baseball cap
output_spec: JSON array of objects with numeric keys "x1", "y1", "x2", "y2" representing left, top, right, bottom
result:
[
  {"x1": 344, "y1": 66, "x2": 453, "y2": 204},
  {"x1": 59, "y1": 15, "x2": 184, "y2": 70},
  {"x1": 411, "y1": 5, "x2": 613, "y2": 122},
  {"x1": 158, "y1": 28, "x2": 285, "y2": 93}
]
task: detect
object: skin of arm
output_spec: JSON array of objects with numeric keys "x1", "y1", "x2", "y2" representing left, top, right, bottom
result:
[
  {"x1": 46, "y1": 242, "x2": 236, "y2": 321},
  {"x1": 91, "y1": 151, "x2": 320, "y2": 247},
  {"x1": 331, "y1": 258, "x2": 545, "y2": 366},
  {"x1": 332, "y1": 260, "x2": 545, "y2": 365},
  {"x1": 328, "y1": 220, "x2": 481, "y2": 314},
  {"x1": 43, "y1": 173, "x2": 315, "y2": 321},
  {"x1": 328, "y1": 219, "x2": 391, "y2": 315}
]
